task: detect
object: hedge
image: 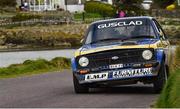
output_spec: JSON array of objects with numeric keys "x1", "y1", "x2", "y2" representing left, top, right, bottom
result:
[
  {"x1": 12, "y1": 13, "x2": 42, "y2": 22},
  {"x1": 84, "y1": 1, "x2": 116, "y2": 17},
  {"x1": 0, "y1": 0, "x2": 16, "y2": 7}
]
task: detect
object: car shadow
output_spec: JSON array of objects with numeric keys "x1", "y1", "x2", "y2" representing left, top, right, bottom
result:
[{"x1": 89, "y1": 84, "x2": 156, "y2": 94}]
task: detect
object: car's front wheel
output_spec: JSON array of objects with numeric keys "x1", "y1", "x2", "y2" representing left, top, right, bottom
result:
[
  {"x1": 73, "y1": 74, "x2": 89, "y2": 93},
  {"x1": 153, "y1": 60, "x2": 168, "y2": 93}
]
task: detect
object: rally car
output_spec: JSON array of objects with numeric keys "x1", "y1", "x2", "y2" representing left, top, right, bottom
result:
[{"x1": 71, "y1": 16, "x2": 171, "y2": 93}]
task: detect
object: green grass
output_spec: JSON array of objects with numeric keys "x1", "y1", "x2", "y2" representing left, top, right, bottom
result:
[
  {"x1": 156, "y1": 69, "x2": 180, "y2": 108},
  {"x1": 0, "y1": 57, "x2": 71, "y2": 79},
  {"x1": 156, "y1": 46, "x2": 180, "y2": 108}
]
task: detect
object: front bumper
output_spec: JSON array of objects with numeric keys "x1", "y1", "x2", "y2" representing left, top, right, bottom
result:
[{"x1": 74, "y1": 61, "x2": 160, "y2": 85}]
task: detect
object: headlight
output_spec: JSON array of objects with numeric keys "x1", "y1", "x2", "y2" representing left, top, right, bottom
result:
[
  {"x1": 142, "y1": 50, "x2": 153, "y2": 60},
  {"x1": 79, "y1": 57, "x2": 89, "y2": 67}
]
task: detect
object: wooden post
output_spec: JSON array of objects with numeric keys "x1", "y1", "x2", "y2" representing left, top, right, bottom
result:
[
  {"x1": 38, "y1": 0, "x2": 41, "y2": 11},
  {"x1": 52, "y1": 0, "x2": 54, "y2": 10},
  {"x1": 49, "y1": 0, "x2": 52, "y2": 10},
  {"x1": 29, "y1": 0, "x2": 31, "y2": 11},
  {"x1": 65, "y1": 0, "x2": 67, "y2": 11},
  {"x1": 44, "y1": 0, "x2": 47, "y2": 10},
  {"x1": 78, "y1": 0, "x2": 81, "y2": 4},
  {"x1": 21, "y1": 0, "x2": 23, "y2": 5},
  {"x1": 34, "y1": 0, "x2": 35, "y2": 11}
]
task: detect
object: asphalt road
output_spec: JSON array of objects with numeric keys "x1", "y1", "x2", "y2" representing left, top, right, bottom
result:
[{"x1": 0, "y1": 70, "x2": 158, "y2": 108}]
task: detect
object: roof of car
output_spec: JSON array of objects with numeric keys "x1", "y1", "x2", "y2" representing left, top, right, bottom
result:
[{"x1": 91, "y1": 16, "x2": 154, "y2": 25}]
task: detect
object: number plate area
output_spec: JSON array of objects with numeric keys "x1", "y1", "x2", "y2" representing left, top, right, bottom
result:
[
  {"x1": 84, "y1": 68, "x2": 153, "y2": 82},
  {"x1": 85, "y1": 72, "x2": 108, "y2": 81},
  {"x1": 112, "y1": 68, "x2": 153, "y2": 78}
]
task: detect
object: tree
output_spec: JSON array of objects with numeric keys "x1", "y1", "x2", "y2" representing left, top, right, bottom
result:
[
  {"x1": 0, "y1": 0, "x2": 16, "y2": 7},
  {"x1": 113, "y1": 0, "x2": 145, "y2": 16},
  {"x1": 153, "y1": 0, "x2": 176, "y2": 8}
]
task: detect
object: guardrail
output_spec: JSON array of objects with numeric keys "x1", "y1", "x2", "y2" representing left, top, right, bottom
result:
[{"x1": 0, "y1": 17, "x2": 111, "y2": 27}]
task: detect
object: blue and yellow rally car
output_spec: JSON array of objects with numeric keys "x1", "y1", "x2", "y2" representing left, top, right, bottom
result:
[{"x1": 71, "y1": 16, "x2": 171, "y2": 93}]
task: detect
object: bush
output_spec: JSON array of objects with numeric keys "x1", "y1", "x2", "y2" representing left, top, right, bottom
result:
[
  {"x1": 12, "y1": 13, "x2": 42, "y2": 22},
  {"x1": 156, "y1": 70, "x2": 180, "y2": 108},
  {"x1": 84, "y1": 1, "x2": 116, "y2": 17},
  {"x1": 11, "y1": 11, "x2": 73, "y2": 22},
  {"x1": 0, "y1": 0, "x2": 16, "y2": 7},
  {"x1": 164, "y1": 27, "x2": 180, "y2": 39},
  {"x1": 51, "y1": 57, "x2": 71, "y2": 68},
  {"x1": 153, "y1": 0, "x2": 176, "y2": 8},
  {"x1": 0, "y1": 7, "x2": 16, "y2": 13},
  {"x1": 113, "y1": 0, "x2": 145, "y2": 16}
]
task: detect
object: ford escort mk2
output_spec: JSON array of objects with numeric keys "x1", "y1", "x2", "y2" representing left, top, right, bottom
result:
[{"x1": 71, "y1": 16, "x2": 171, "y2": 93}]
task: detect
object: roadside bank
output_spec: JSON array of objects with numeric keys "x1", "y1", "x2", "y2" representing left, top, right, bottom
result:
[
  {"x1": 0, "y1": 57, "x2": 71, "y2": 79},
  {"x1": 156, "y1": 46, "x2": 180, "y2": 108},
  {"x1": 0, "y1": 24, "x2": 87, "y2": 51}
]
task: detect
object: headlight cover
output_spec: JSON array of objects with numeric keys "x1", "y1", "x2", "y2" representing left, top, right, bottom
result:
[
  {"x1": 78, "y1": 57, "x2": 89, "y2": 67},
  {"x1": 142, "y1": 50, "x2": 153, "y2": 60}
]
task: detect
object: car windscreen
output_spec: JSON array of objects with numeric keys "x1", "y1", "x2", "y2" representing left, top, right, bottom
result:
[{"x1": 85, "y1": 19, "x2": 157, "y2": 44}]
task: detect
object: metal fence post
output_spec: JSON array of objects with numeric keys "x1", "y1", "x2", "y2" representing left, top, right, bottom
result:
[
  {"x1": 103, "y1": 12, "x2": 105, "y2": 20},
  {"x1": 82, "y1": 12, "x2": 85, "y2": 21}
]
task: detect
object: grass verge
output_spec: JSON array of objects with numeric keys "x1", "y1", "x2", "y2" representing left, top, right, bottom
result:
[
  {"x1": 156, "y1": 46, "x2": 180, "y2": 108},
  {"x1": 156, "y1": 69, "x2": 180, "y2": 107},
  {"x1": 0, "y1": 57, "x2": 71, "y2": 79}
]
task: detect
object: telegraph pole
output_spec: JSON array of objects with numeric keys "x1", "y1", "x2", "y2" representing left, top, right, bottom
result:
[
  {"x1": 65, "y1": 0, "x2": 68, "y2": 11},
  {"x1": 78, "y1": 0, "x2": 81, "y2": 4},
  {"x1": 21, "y1": 0, "x2": 23, "y2": 5}
]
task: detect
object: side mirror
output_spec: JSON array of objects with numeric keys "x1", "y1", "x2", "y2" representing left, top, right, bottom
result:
[
  {"x1": 159, "y1": 31, "x2": 165, "y2": 40},
  {"x1": 80, "y1": 39, "x2": 84, "y2": 44},
  {"x1": 159, "y1": 35, "x2": 163, "y2": 40}
]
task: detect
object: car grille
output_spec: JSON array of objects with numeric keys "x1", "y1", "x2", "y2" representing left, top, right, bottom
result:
[{"x1": 76, "y1": 48, "x2": 155, "y2": 69}]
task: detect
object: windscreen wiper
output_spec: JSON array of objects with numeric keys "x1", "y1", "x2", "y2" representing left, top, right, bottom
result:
[
  {"x1": 122, "y1": 35, "x2": 155, "y2": 41},
  {"x1": 90, "y1": 38, "x2": 124, "y2": 44}
]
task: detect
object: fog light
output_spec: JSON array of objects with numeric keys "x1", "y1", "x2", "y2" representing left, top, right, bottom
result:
[
  {"x1": 145, "y1": 63, "x2": 153, "y2": 67},
  {"x1": 79, "y1": 70, "x2": 89, "y2": 74}
]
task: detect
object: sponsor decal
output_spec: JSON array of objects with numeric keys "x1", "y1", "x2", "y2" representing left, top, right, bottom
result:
[
  {"x1": 109, "y1": 64, "x2": 123, "y2": 69},
  {"x1": 113, "y1": 68, "x2": 152, "y2": 78},
  {"x1": 98, "y1": 21, "x2": 143, "y2": 29},
  {"x1": 85, "y1": 72, "x2": 108, "y2": 81}
]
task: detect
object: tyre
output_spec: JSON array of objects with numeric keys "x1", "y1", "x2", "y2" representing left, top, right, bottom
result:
[
  {"x1": 153, "y1": 60, "x2": 168, "y2": 93},
  {"x1": 73, "y1": 74, "x2": 89, "y2": 93}
]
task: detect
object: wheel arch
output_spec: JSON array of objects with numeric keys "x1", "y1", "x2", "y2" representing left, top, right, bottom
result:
[
  {"x1": 71, "y1": 58, "x2": 77, "y2": 72},
  {"x1": 156, "y1": 49, "x2": 170, "y2": 77},
  {"x1": 161, "y1": 52, "x2": 170, "y2": 76},
  {"x1": 156, "y1": 49, "x2": 166, "y2": 63}
]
